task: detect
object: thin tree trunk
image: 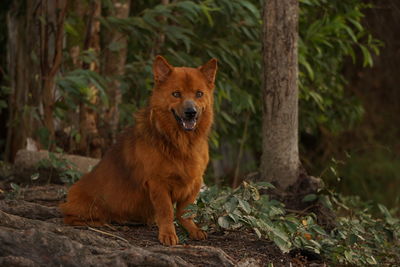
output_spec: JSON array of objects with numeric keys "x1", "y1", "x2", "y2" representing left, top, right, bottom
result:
[
  {"x1": 101, "y1": 0, "x2": 131, "y2": 144},
  {"x1": 77, "y1": 0, "x2": 103, "y2": 158},
  {"x1": 40, "y1": 0, "x2": 68, "y2": 147},
  {"x1": 260, "y1": 0, "x2": 300, "y2": 190},
  {"x1": 150, "y1": 0, "x2": 169, "y2": 57}
]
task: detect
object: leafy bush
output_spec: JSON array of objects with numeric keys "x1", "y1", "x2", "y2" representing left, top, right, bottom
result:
[{"x1": 186, "y1": 183, "x2": 400, "y2": 265}]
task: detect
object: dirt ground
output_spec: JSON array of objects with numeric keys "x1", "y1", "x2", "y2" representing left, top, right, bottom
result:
[{"x1": 0, "y1": 169, "x2": 327, "y2": 266}]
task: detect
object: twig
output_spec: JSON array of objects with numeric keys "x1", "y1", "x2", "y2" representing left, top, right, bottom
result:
[
  {"x1": 104, "y1": 223, "x2": 117, "y2": 231},
  {"x1": 286, "y1": 204, "x2": 316, "y2": 215},
  {"x1": 87, "y1": 226, "x2": 130, "y2": 244}
]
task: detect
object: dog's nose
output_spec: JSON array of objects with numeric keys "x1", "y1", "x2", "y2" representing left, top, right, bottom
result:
[{"x1": 184, "y1": 107, "x2": 197, "y2": 119}]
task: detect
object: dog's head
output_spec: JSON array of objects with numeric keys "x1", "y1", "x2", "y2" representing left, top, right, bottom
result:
[{"x1": 150, "y1": 56, "x2": 217, "y2": 132}]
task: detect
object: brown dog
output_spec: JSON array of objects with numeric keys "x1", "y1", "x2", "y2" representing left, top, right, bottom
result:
[{"x1": 59, "y1": 56, "x2": 217, "y2": 246}]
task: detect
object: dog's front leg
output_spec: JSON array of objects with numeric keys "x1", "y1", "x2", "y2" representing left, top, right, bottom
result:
[
  {"x1": 176, "y1": 195, "x2": 207, "y2": 241},
  {"x1": 147, "y1": 180, "x2": 178, "y2": 246}
]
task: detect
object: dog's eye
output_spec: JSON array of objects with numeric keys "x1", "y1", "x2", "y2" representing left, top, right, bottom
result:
[
  {"x1": 195, "y1": 91, "x2": 204, "y2": 98},
  {"x1": 172, "y1": 91, "x2": 181, "y2": 98}
]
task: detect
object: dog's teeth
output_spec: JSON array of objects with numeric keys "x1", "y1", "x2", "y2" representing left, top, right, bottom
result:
[{"x1": 183, "y1": 120, "x2": 196, "y2": 130}]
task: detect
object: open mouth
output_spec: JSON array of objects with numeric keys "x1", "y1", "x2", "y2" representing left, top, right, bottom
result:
[{"x1": 172, "y1": 109, "x2": 197, "y2": 131}]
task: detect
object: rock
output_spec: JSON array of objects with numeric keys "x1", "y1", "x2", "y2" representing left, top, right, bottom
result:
[{"x1": 14, "y1": 149, "x2": 100, "y2": 174}]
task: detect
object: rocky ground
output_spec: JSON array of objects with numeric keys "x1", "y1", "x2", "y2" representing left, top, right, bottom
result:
[{"x1": 0, "y1": 153, "x2": 326, "y2": 266}]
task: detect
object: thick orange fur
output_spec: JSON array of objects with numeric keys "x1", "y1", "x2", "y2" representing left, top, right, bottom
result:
[{"x1": 59, "y1": 56, "x2": 218, "y2": 245}]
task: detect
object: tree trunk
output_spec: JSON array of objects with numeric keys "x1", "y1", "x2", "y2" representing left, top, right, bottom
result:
[
  {"x1": 40, "y1": 0, "x2": 68, "y2": 148},
  {"x1": 101, "y1": 0, "x2": 131, "y2": 144},
  {"x1": 76, "y1": 0, "x2": 103, "y2": 158},
  {"x1": 150, "y1": 0, "x2": 169, "y2": 57},
  {"x1": 5, "y1": 0, "x2": 42, "y2": 161},
  {"x1": 260, "y1": 0, "x2": 300, "y2": 190}
]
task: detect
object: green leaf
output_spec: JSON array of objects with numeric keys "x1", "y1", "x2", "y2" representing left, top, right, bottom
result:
[
  {"x1": 238, "y1": 199, "x2": 252, "y2": 214},
  {"x1": 302, "y1": 194, "x2": 318, "y2": 202},
  {"x1": 343, "y1": 25, "x2": 357, "y2": 42},
  {"x1": 366, "y1": 256, "x2": 377, "y2": 265},
  {"x1": 64, "y1": 22, "x2": 79, "y2": 37},
  {"x1": 254, "y1": 227, "x2": 262, "y2": 238},
  {"x1": 30, "y1": 173, "x2": 40, "y2": 181},
  {"x1": 348, "y1": 233, "x2": 357, "y2": 245},
  {"x1": 220, "y1": 111, "x2": 236, "y2": 124},
  {"x1": 360, "y1": 45, "x2": 373, "y2": 67},
  {"x1": 344, "y1": 250, "x2": 353, "y2": 262},
  {"x1": 269, "y1": 206, "x2": 285, "y2": 217},
  {"x1": 273, "y1": 235, "x2": 291, "y2": 253},
  {"x1": 224, "y1": 197, "x2": 238, "y2": 213},
  {"x1": 10, "y1": 183, "x2": 20, "y2": 191},
  {"x1": 311, "y1": 225, "x2": 327, "y2": 236},
  {"x1": 271, "y1": 226, "x2": 289, "y2": 242},
  {"x1": 228, "y1": 213, "x2": 239, "y2": 223},
  {"x1": 378, "y1": 203, "x2": 391, "y2": 218},
  {"x1": 319, "y1": 195, "x2": 333, "y2": 210},
  {"x1": 299, "y1": 55, "x2": 315, "y2": 81},
  {"x1": 255, "y1": 182, "x2": 274, "y2": 190},
  {"x1": 218, "y1": 216, "x2": 232, "y2": 229},
  {"x1": 200, "y1": 4, "x2": 214, "y2": 27},
  {"x1": 307, "y1": 239, "x2": 322, "y2": 254},
  {"x1": 284, "y1": 221, "x2": 298, "y2": 234},
  {"x1": 239, "y1": 1, "x2": 259, "y2": 18}
]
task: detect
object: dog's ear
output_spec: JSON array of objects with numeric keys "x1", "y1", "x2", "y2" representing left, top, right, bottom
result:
[
  {"x1": 153, "y1": 55, "x2": 173, "y2": 84},
  {"x1": 199, "y1": 58, "x2": 218, "y2": 87}
]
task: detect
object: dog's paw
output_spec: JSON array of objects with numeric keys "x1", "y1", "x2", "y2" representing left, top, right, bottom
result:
[
  {"x1": 189, "y1": 229, "x2": 207, "y2": 240},
  {"x1": 158, "y1": 232, "x2": 179, "y2": 246}
]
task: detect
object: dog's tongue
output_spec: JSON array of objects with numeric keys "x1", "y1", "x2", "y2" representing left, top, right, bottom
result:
[{"x1": 182, "y1": 119, "x2": 197, "y2": 130}]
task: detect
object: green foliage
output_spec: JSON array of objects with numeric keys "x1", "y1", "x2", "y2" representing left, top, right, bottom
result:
[
  {"x1": 55, "y1": 69, "x2": 109, "y2": 116},
  {"x1": 299, "y1": 0, "x2": 381, "y2": 134},
  {"x1": 102, "y1": 0, "x2": 262, "y2": 143},
  {"x1": 323, "y1": 149, "x2": 400, "y2": 211},
  {"x1": 5, "y1": 182, "x2": 22, "y2": 199},
  {"x1": 98, "y1": 0, "x2": 380, "y2": 166},
  {"x1": 187, "y1": 183, "x2": 400, "y2": 265},
  {"x1": 37, "y1": 152, "x2": 82, "y2": 185}
]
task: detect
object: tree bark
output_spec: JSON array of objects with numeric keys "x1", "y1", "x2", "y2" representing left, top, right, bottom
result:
[
  {"x1": 260, "y1": 0, "x2": 300, "y2": 190},
  {"x1": 101, "y1": 0, "x2": 131, "y2": 144},
  {"x1": 40, "y1": 0, "x2": 68, "y2": 147},
  {"x1": 5, "y1": 0, "x2": 42, "y2": 161},
  {"x1": 150, "y1": 0, "x2": 169, "y2": 57},
  {"x1": 76, "y1": 0, "x2": 103, "y2": 158}
]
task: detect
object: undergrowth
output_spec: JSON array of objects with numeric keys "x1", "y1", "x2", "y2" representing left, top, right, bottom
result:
[
  {"x1": 36, "y1": 152, "x2": 82, "y2": 185},
  {"x1": 185, "y1": 182, "x2": 400, "y2": 265}
]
